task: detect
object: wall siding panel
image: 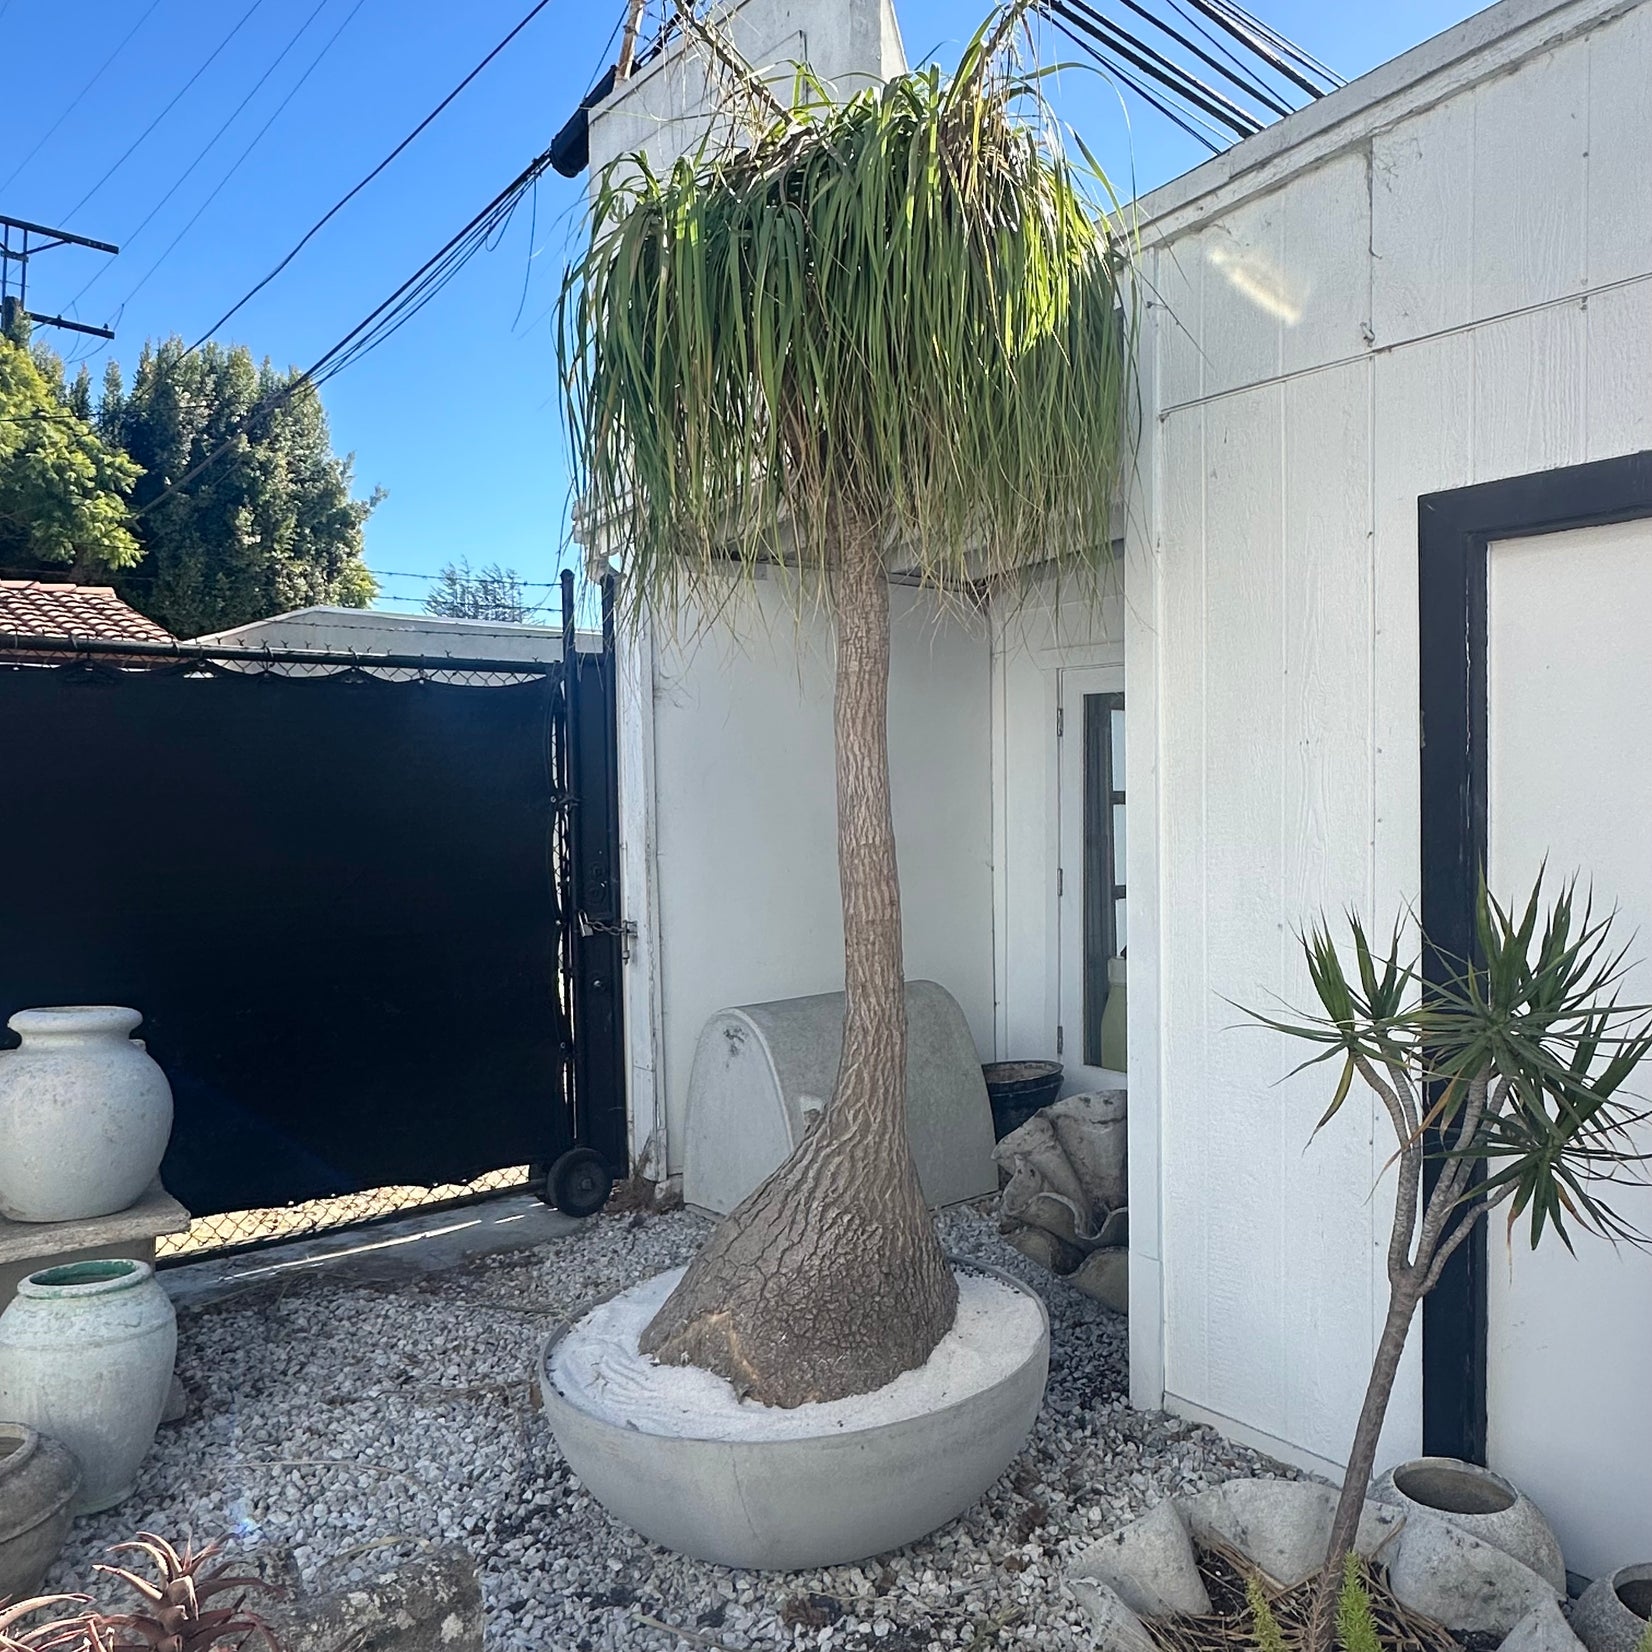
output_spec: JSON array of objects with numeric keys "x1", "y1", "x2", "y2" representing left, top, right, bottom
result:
[{"x1": 1587, "y1": 6, "x2": 1652, "y2": 288}]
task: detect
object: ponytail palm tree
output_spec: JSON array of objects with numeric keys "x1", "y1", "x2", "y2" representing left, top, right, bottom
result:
[{"x1": 560, "y1": 10, "x2": 1134, "y2": 1407}]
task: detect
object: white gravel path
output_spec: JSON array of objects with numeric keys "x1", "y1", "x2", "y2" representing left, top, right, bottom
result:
[{"x1": 47, "y1": 1205, "x2": 1285, "y2": 1652}]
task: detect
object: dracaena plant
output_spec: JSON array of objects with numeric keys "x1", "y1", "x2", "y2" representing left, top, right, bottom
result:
[
  {"x1": 1249, "y1": 871, "x2": 1652, "y2": 1652},
  {"x1": 0, "y1": 1535, "x2": 280, "y2": 1652}
]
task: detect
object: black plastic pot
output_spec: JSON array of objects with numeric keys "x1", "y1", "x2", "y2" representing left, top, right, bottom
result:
[{"x1": 982, "y1": 1060, "x2": 1063, "y2": 1141}]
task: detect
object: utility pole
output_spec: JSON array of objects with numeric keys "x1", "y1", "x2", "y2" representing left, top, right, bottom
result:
[{"x1": 0, "y1": 214, "x2": 119, "y2": 341}]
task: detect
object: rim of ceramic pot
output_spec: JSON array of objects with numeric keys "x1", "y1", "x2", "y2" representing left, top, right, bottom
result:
[
  {"x1": 7, "y1": 1005, "x2": 143, "y2": 1039},
  {"x1": 19, "y1": 1258, "x2": 154, "y2": 1299},
  {"x1": 1611, "y1": 1563, "x2": 1652, "y2": 1619},
  {"x1": 539, "y1": 1254, "x2": 1051, "y2": 1448},
  {"x1": 0, "y1": 1422, "x2": 40, "y2": 1476},
  {"x1": 1389, "y1": 1456, "x2": 1519, "y2": 1516}
]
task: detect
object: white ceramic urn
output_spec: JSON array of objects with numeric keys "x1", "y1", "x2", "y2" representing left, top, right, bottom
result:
[
  {"x1": 0, "y1": 1259, "x2": 177, "y2": 1513},
  {"x1": 0, "y1": 1006, "x2": 174, "y2": 1222}
]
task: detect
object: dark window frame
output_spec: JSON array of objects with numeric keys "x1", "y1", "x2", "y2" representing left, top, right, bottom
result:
[{"x1": 1082, "y1": 690, "x2": 1126, "y2": 1067}]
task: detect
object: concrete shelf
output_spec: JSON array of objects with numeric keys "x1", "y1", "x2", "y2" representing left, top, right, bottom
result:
[{"x1": 0, "y1": 1182, "x2": 191, "y2": 1307}]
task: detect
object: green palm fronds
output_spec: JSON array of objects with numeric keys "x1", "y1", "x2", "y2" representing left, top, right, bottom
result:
[{"x1": 560, "y1": 11, "x2": 1135, "y2": 625}]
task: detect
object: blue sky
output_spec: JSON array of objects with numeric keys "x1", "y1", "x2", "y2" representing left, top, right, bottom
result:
[{"x1": 1, "y1": 0, "x2": 1479, "y2": 615}]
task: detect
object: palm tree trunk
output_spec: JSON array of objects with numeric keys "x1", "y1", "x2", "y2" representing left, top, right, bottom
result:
[
  {"x1": 639, "y1": 532, "x2": 958, "y2": 1408},
  {"x1": 1308, "y1": 1279, "x2": 1424, "y2": 1652}
]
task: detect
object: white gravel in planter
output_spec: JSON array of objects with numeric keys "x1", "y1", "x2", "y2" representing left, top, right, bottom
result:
[{"x1": 46, "y1": 1205, "x2": 1286, "y2": 1652}]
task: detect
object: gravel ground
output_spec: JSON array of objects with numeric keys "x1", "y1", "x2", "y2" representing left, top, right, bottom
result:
[{"x1": 48, "y1": 1205, "x2": 1284, "y2": 1652}]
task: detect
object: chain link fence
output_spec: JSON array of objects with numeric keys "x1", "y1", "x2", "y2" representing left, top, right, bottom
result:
[{"x1": 156, "y1": 1167, "x2": 538, "y2": 1263}]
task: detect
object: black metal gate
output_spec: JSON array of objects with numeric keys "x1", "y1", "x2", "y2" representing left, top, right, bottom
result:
[{"x1": 0, "y1": 590, "x2": 625, "y2": 1255}]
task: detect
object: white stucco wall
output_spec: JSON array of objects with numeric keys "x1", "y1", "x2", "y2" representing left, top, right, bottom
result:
[
  {"x1": 1121, "y1": 0, "x2": 1652, "y2": 1504},
  {"x1": 636, "y1": 577, "x2": 995, "y2": 1175}
]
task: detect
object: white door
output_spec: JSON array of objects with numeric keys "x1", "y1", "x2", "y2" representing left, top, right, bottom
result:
[
  {"x1": 1484, "y1": 517, "x2": 1652, "y2": 1581},
  {"x1": 1057, "y1": 666, "x2": 1127, "y2": 1089}
]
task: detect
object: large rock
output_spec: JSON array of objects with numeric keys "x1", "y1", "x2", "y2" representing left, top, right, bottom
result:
[
  {"x1": 270, "y1": 1548, "x2": 482, "y2": 1652},
  {"x1": 1071, "y1": 1498, "x2": 1213, "y2": 1618},
  {"x1": 995, "y1": 1089, "x2": 1128, "y2": 1253}
]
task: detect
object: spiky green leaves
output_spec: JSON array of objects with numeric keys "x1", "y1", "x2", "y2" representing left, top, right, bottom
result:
[
  {"x1": 1249, "y1": 870, "x2": 1652, "y2": 1253},
  {"x1": 560, "y1": 13, "x2": 1133, "y2": 623}
]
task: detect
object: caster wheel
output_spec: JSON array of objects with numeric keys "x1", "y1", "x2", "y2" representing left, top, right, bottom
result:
[{"x1": 547, "y1": 1148, "x2": 613, "y2": 1217}]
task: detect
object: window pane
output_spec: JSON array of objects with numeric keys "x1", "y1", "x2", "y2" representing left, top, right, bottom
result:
[
  {"x1": 1115, "y1": 896, "x2": 1128, "y2": 952},
  {"x1": 1112, "y1": 803, "x2": 1127, "y2": 868},
  {"x1": 1110, "y1": 706, "x2": 1125, "y2": 777}
]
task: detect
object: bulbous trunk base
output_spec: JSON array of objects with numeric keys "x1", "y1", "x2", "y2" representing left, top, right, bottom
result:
[
  {"x1": 641, "y1": 533, "x2": 958, "y2": 1409},
  {"x1": 639, "y1": 1097, "x2": 958, "y2": 1407}
]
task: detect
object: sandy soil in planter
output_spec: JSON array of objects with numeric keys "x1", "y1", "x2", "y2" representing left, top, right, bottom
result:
[
  {"x1": 47, "y1": 1207, "x2": 1288, "y2": 1652},
  {"x1": 549, "y1": 1264, "x2": 1044, "y2": 1440}
]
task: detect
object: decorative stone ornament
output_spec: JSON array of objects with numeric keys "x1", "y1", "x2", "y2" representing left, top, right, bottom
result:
[
  {"x1": 0, "y1": 1422, "x2": 82, "y2": 1599},
  {"x1": 1071, "y1": 1478, "x2": 1564, "y2": 1650},
  {"x1": 0, "y1": 1007, "x2": 174, "y2": 1223},
  {"x1": 0, "y1": 1258, "x2": 178, "y2": 1512},
  {"x1": 1572, "y1": 1564, "x2": 1652, "y2": 1652},
  {"x1": 1373, "y1": 1457, "x2": 1567, "y2": 1592}
]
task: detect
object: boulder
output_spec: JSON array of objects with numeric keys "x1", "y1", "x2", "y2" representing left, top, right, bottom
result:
[{"x1": 1071, "y1": 1498, "x2": 1212, "y2": 1618}]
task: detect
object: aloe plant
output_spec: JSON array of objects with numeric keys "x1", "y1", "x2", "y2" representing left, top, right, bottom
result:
[
  {"x1": 561, "y1": 5, "x2": 1134, "y2": 1406},
  {"x1": 1251, "y1": 872, "x2": 1652, "y2": 1650}
]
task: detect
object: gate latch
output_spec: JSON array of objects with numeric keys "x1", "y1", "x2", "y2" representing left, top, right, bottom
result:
[{"x1": 578, "y1": 912, "x2": 639, "y2": 962}]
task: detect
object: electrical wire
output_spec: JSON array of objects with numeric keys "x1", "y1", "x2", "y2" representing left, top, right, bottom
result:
[
  {"x1": 135, "y1": 144, "x2": 558, "y2": 523},
  {"x1": 188, "y1": 0, "x2": 562, "y2": 352},
  {"x1": 1213, "y1": 0, "x2": 1343, "y2": 86},
  {"x1": 65, "y1": 0, "x2": 336, "y2": 311},
  {"x1": 1050, "y1": 0, "x2": 1261, "y2": 139},
  {"x1": 1108, "y1": 0, "x2": 1292, "y2": 118},
  {"x1": 89, "y1": 0, "x2": 374, "y2": 327},
  {"x1": 62, "y1": 0, "x2": 271, "y2": 225},
  {"x1": 1044, "y1": 9, "x2": 1224, "y2": 152},
  {"x1": 1174, "y1": 0, "x2": 1325, "y2": 101},
  {"x1": 0, "y1": 0, "x2": 168, "y2": 196}
]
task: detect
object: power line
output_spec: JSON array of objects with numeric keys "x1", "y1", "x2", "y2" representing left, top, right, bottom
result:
[
  {"x1": 1045, "y1": 10, "x2": 1224, "y2": 153},
  {"x1": 63, "y1": 0, "x2": 271, "y2": 225},
  {"x1": 67, "y1": 0, "x2": 335, "y2": 310},
  {"x1": 188, "y1": 0, "x2": 562, "y2": 352},
  {"x1": 0, "y1": 0, "x2": 168, "y2": 197},
  {"x1": 86, "y1": 0, "x2": 374, "y2": 328},
  {"x1": 136, "y1": 143, "x2": 558, "y2": 522}
]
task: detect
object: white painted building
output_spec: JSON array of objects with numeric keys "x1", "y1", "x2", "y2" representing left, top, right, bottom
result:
[{"x1": 589, "y1": 0, "x2": 1652, "y2": 1583}]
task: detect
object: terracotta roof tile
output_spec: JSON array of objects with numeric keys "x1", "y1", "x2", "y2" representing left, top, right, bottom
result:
[{"x1": 0, "y1": 580, "x2": 176, "y2": 647}]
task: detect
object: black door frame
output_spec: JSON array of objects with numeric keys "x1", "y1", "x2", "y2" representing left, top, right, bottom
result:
[{"x1": 1417, "y1": 448, "x2": 1652, "y2": 1462}]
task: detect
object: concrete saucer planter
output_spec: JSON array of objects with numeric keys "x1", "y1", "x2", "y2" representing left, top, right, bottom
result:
[
  {"x1": 0, "y1": 1423, "x2": 82, "y2": 1598},
  {"x1": 1572, "y1": 1564, "x2": 1652, "y2": 1652},
  {"x1": 537, "y1": 1260, "x2": 1050, "y2": 1570},
  {"x1": 1372, "y1": 1457, "x2": 1566, "y2": 1592}
]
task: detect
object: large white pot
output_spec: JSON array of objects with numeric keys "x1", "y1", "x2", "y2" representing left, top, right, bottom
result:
[
  {"x1": 0, "y1": 1258, "x2": 177, "y2": 1513},
  {"x1": 538, "y1": 1260, "x2": 1050, "y2": 1570},
  {"x1": 0, "y1": 1006, "x2": 174, "y2": 1222}
]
